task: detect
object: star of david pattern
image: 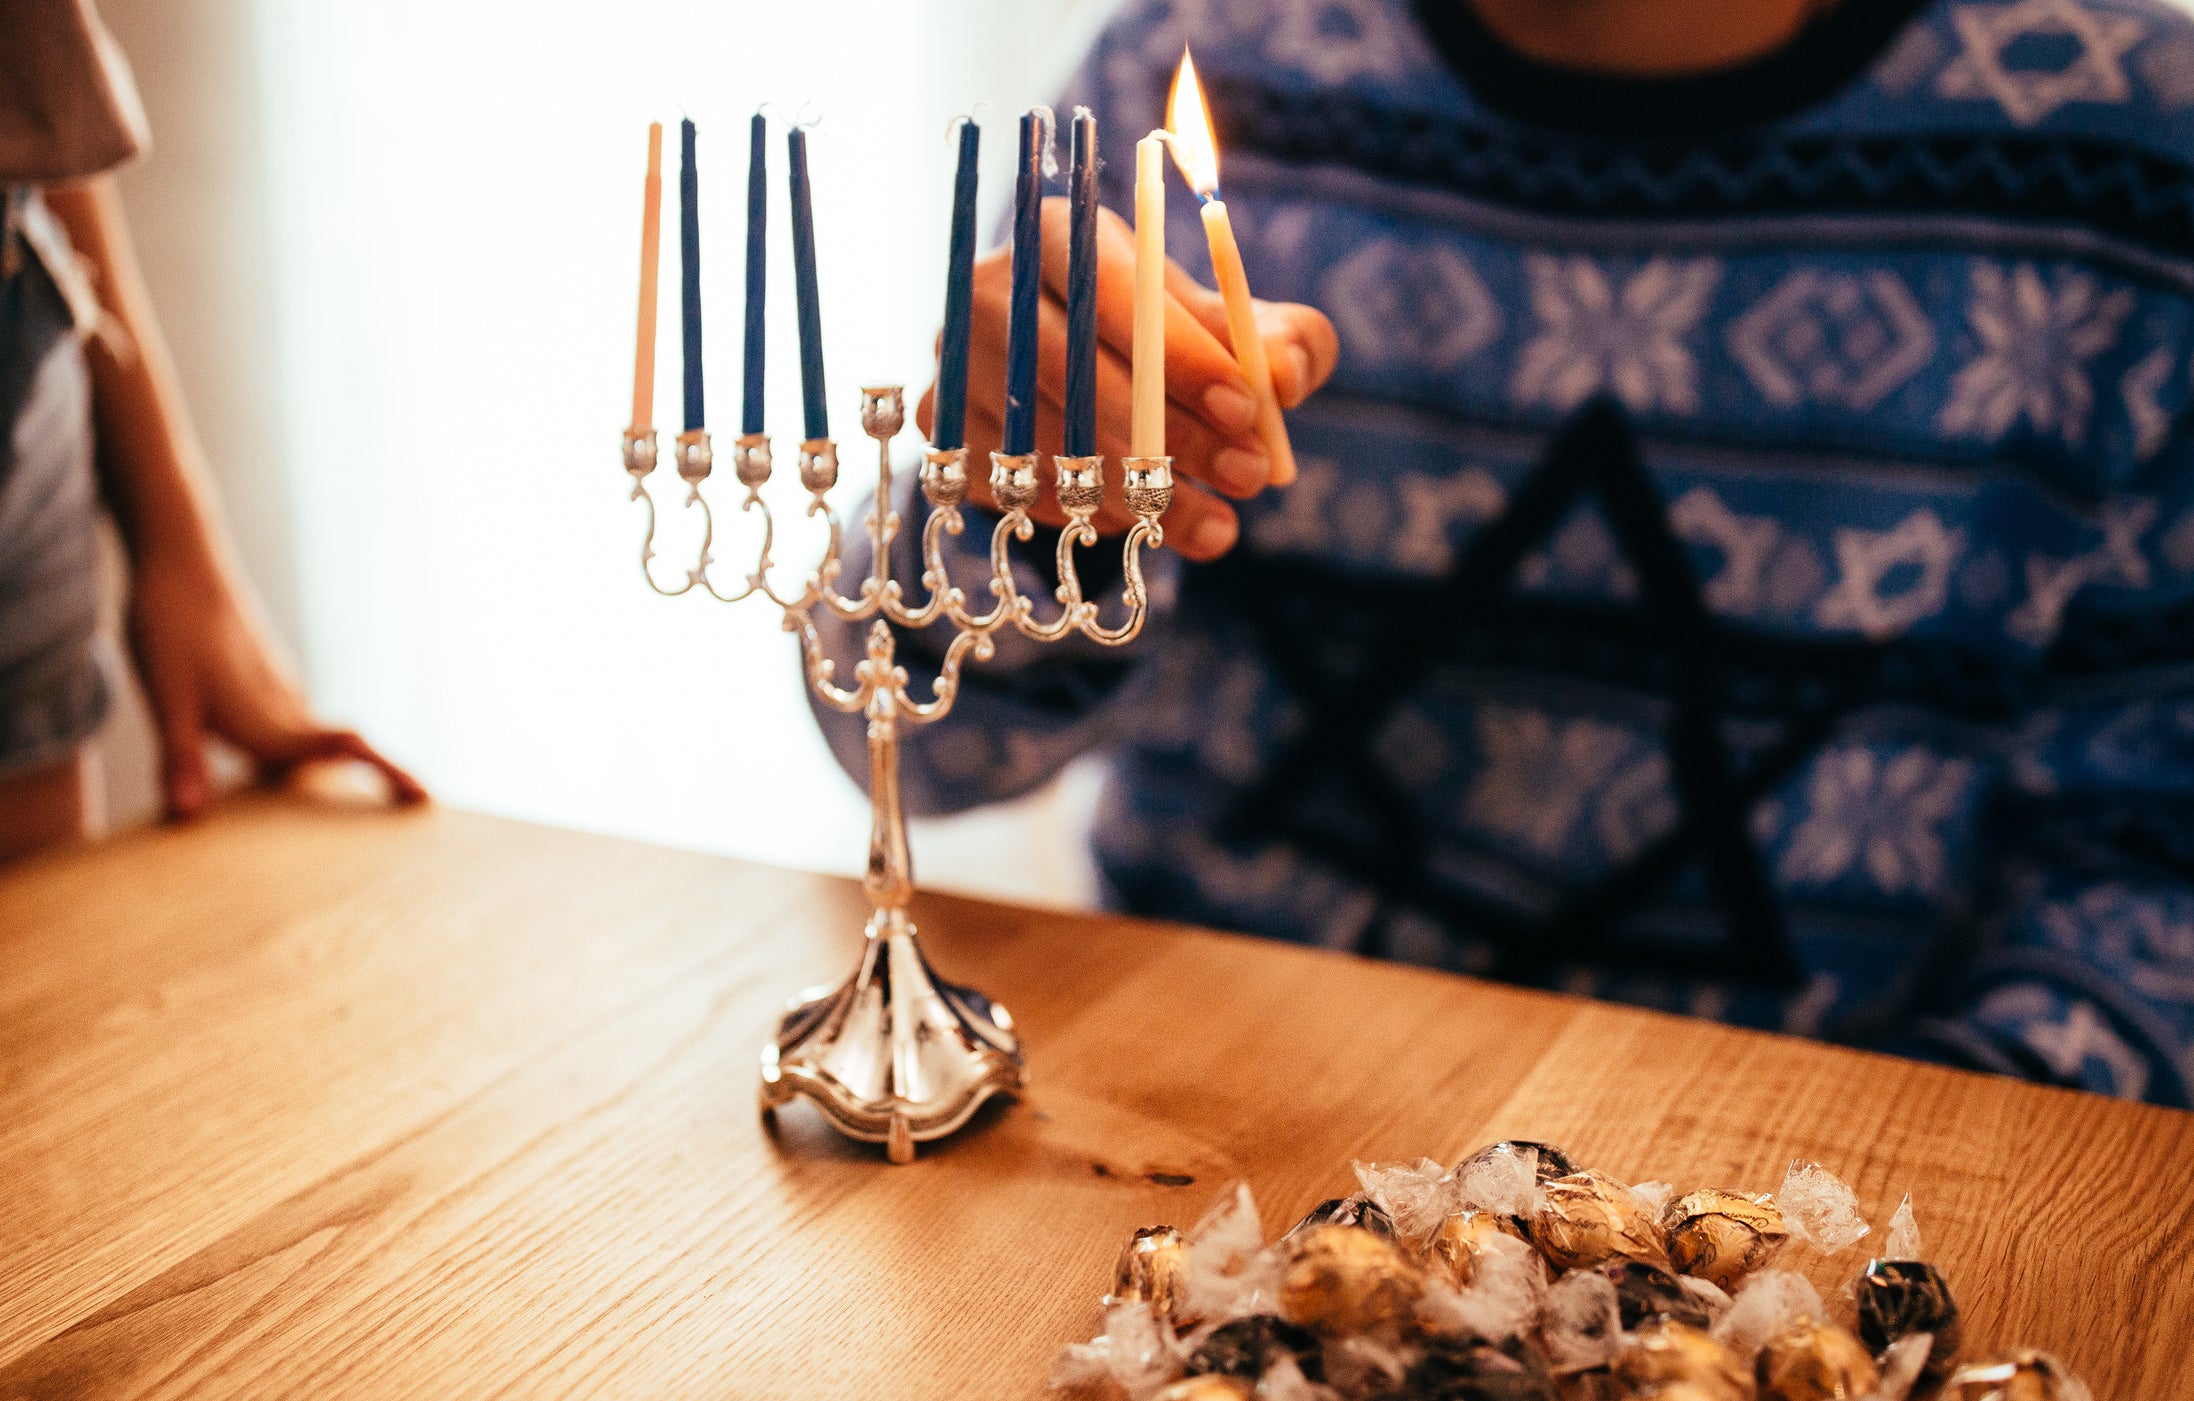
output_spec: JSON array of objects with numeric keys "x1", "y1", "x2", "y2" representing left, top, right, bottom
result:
[
  {"x1": 1937, "y1": 0, "x2": 2143, "y2": 127},
  {"x1": 809, "y1": 0, "x2": 2194, "y2": 1107}
]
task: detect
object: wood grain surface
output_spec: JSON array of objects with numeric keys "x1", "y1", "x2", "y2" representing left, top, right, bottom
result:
[{"x1": 1, "y1": 798, "x2": 2188, "y2": 1398}]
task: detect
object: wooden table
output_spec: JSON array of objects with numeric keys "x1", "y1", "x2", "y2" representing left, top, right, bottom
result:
[{"x1": 2, "y1": 799, "x2": 2188, "y2": 1398}]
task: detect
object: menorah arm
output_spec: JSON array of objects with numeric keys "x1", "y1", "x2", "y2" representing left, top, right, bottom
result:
[
  {"x1": 1072, "y1": 515, "x2": 1165, "y2": 645},
  {"x1": 631, "y1": 471, "x2": 701, "y2": 598},
  {"x1": 893, "y1": 624, "x2": 996, "y2": 725},
  {"x1": 787, "y1": 607, "x2": 870, "y2": 713}
]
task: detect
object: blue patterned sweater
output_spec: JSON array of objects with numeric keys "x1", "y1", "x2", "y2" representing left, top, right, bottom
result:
[{"x1": 812, "y1": 0, "x2": 2194, "y2": 1106}]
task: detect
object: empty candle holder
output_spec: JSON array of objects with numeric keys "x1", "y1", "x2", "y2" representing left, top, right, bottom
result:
[{"x1": 623, "y1": 386, "x2": 1172, "y2": 1162}]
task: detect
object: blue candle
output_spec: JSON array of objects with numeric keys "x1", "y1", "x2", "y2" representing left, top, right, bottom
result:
[
  {"x1": 787, "y1": 127, "x2": 828, "y2": 442},
  {"x1": 1064, "y1": 109, "x2": 1098, "y2": 458},
  {"x1": 1001, "y1": 110, "x2": 1043, "y2": 456},
  {"x1": 742, "y1": 112, "x2": 767, "y2": 437},
  {"x1": 679, "y1": 117, "x2": 703, "y2": 432},
  {"x1": 932, "y1": 118, "x2": 981, "y2": 452}
]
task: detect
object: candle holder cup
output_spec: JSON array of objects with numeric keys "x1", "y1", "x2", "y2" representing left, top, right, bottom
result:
[{"x1": 625, "y1": 386, "x2": 1171, "y2": 1162}]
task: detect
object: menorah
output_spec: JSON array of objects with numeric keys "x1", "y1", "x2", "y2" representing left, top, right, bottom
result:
[{"x1": 621, "y1": 396, "x2": 1174, "y2": 1162}]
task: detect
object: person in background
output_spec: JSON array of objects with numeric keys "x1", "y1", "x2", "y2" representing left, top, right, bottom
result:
[
  {"x1": 0, "y1": 0, "x2": 421, "y2": 864},
  {"x1": 811, "y1": 0, "x2": 2194, "y2": 1107}
]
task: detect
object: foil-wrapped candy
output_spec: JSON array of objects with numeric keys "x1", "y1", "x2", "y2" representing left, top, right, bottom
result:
[
  {"x1": 1423, "y1": 1208, "x2": 1528, "y2": 1289},
  {"x1": 1454, "y1": 1139, "x2": 1577, "y2": 1184},
  {"x1": 1596, "y1": 1257, "x2": 1712, "y2": 1330},
  {"x1": 1529, "y1": 1169, "x2": 1671, "y2": 1271},
  {"x1": 1755, "y1": 1317, "x2": 1884, "y2": 1401},
  {"x1": 1663, "y1": 1188, "x2": 1789, "y2": 1289},
  {"x1": 1291, "y1": 1195, "x2": 1398, "y2": 1239},
  {"x1": 1944, "y1": 1350, "x2": 2092, "y2": 1401},
  {"x1": 1856, "y1": 1258, "x2": 1960, "y2": 1382},
  {"x1": 1396, "y1": 1337, "x2": 1557, "y2": 1401},
  {"x1": 1614, "y1": 1317, "x2": 1750, "y2": 1401},
  {"x1": 1185, "y1": 1315, "x2": 1324, "y2": 1383},
  {"x1": 1277, "y1": 1223, "x2": 1425, "y2": 1336},
  {"x1": 1151, "y1": 1376, "x2": 1253, "y2": 1401},
  {"x1": 1108, "y1": 1225, "x2": 1192, "y2": 1325}
]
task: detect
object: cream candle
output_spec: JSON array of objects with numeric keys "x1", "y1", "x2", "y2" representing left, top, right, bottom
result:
[
  {"x1": 1132, "y1": 132, "x2": 1166, "y2": 459},
  {"x1": 1166, "y1": 50, "x2": 1295, "y2": 485}
]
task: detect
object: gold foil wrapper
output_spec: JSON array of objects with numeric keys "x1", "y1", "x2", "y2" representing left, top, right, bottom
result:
[
  {"x1": 1615, "y1": 1318, "x2": 1751, "y2": 1401},
  {"x1": 1756, "y1": 1317, "x2": 1884, "y2": 1401},
  {"x1": 1151, "y1": 1376, "x2": 1253, "y2": 1401},
  {"x1": 1662, "y1": 1188, "x2": 1789, "y2": 1289},
  {"x1": 1944, "y1": 1349, "x2": 2088, "y2": 1401},
  {"x1": 1277, "y1": 1224, "x2": 1425, "y2": 1336},
  {"x1": 1530, "y1": 1169, "x2": 1671, "y2": 1272},
  {"x1": 1422, "y1": 1208, "x2": 1527, "y2": 1289},
  {"x1": 1108, "y1": 1225, "x2": 1191, "y2": 1324}
]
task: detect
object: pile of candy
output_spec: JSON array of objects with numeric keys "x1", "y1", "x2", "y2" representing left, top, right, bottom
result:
[{"x1": 1051, "y1": 1142, "x2": 2090, "y2": 1401}]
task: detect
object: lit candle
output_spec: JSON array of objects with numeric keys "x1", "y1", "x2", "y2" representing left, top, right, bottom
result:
[
  {"x1": 1131, "y1": 132, "x2": 1165, "y2": 458},
  {"x1": 631, "y1": 121, "x2": 663, "y2": 431},
  {"x1": 1167, "y1": 51, "x2": 1294, "y2": 484},
  {"x1": 933, "y1": 117, "x2": 981, "y2": 451},
  {"x1": 1001, "y1": 109, "x2": 1044, "y2": 457},
  {"x1": 787, "y1": 125, "x2": 828, "y2": 442},
  {"x1": 742, "y1": 111, "x2": 767, "y2": 437},
  {"x1": 679, "y1": 117, "x2": 703, "y2": 433},
  {"x1": 1064, "y1": 108, "x2": 1099, "y2": 458}
]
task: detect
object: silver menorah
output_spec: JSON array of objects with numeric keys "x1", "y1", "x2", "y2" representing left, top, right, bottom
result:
[{"x1": 622, "y1": 393, "x2": 1173, "y2": 1162}]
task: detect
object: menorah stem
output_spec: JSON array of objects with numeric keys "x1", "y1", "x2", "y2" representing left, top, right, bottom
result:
[{"x1": 863, "y1": 660, "x2": 914, "y2": 919}]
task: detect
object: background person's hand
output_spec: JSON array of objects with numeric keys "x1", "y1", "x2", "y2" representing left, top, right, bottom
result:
[
  {"x1": 126, "y1": 536, "x2": 426, "y2": 820},
  {"x1": 914, "y1": 198, "x2": 1337, "y2": 562}
]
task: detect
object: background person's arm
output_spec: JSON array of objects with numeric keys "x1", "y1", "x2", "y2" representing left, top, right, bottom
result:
[{"x1": 43, "y1": 176, "x2": 423, "y2": 819}]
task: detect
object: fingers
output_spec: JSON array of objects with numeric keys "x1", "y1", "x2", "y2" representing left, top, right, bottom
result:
[
  {"x1": 1256, "y1": 300, "x2": 1339, "y2": 409},
  {"x1": 960, "y1": 401, "x2": 1240, "y2": 562},
  {"x1": 255, "y1": 727, "x2": 430, "y2": 807},
  {"x1": 1039, "y1": 200, "x2": 1249, "y2": 423},
  {"x1": 151, "y1": 677, "x2": 211, "y2": 821},
  {"x1": 1029, "y1": 197, "x2": 1278, "y2": 484},
  {"x1": 1160, "y1": 229, "x2": 1340, "y2": 412},
  {"x1": 1014, "y1": 263, "x2": 1268, "y2": 498}
]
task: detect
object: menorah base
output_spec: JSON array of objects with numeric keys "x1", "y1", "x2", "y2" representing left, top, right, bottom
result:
[{"x1": 758, "y1": 908, "x2": 1026, "y2": 1163}]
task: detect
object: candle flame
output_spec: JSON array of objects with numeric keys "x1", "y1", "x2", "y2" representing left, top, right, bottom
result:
[{"x1": 1165, "y1": 49, "x2": 1220, "y2": 198}]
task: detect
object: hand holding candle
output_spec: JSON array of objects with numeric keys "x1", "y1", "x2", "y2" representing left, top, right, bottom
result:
[
  {"x1": 916, "y1": 117, "x2": 1336, "y2": 560},
  {"x1": 1166, "y1": 50, "x2": 1295, "y2": 487}
]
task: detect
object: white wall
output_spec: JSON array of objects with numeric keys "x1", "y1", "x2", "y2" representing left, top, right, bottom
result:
[{"x1": 100, "y1": 0, "x2": 1115, "y2": 906}]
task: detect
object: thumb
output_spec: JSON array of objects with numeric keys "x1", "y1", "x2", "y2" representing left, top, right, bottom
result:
[{"x1": 154, "y1": 684, "x2": 211, "y2": 821}]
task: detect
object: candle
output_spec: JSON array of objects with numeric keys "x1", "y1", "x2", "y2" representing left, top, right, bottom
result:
[
  {"x1": 1166, "y1": 51, "x2": 1295, "y2": 485},
  {"x1": 1064, "y1": 109, "x2": 1099, "y2": 458},
  {"x1": 787, "y1": 126, "x2": 828, "y2": 442},
  {"x1": 742, "y1": 112, "x2": 767, "y2": 437},
  {"x1": 631, "y1": 122, "x2": 663, "y2": 430},
  {"x1": 1131, "y1": 132, "x2": 1165, "y2": 458},
  {"x1": 1001, "y1": 109, "x2": 1044, "y2": 457},
  {"x1": 933, "y1": 117, "x2": 981, "y2": 452},
  {"x1": 679, "y1": 117, "x2": 703, "y2": 433}
]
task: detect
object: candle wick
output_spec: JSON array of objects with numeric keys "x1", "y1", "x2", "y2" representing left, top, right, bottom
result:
[
  {"x1": 792, "y1": 99, "x2": 825, "y2": 132},
  {"x1": 944, "y1": 102, "x2": 991, "y2": 141},
  {"x1": 1030, "y1": 104, "x2": 1058, "y2": 179}
]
